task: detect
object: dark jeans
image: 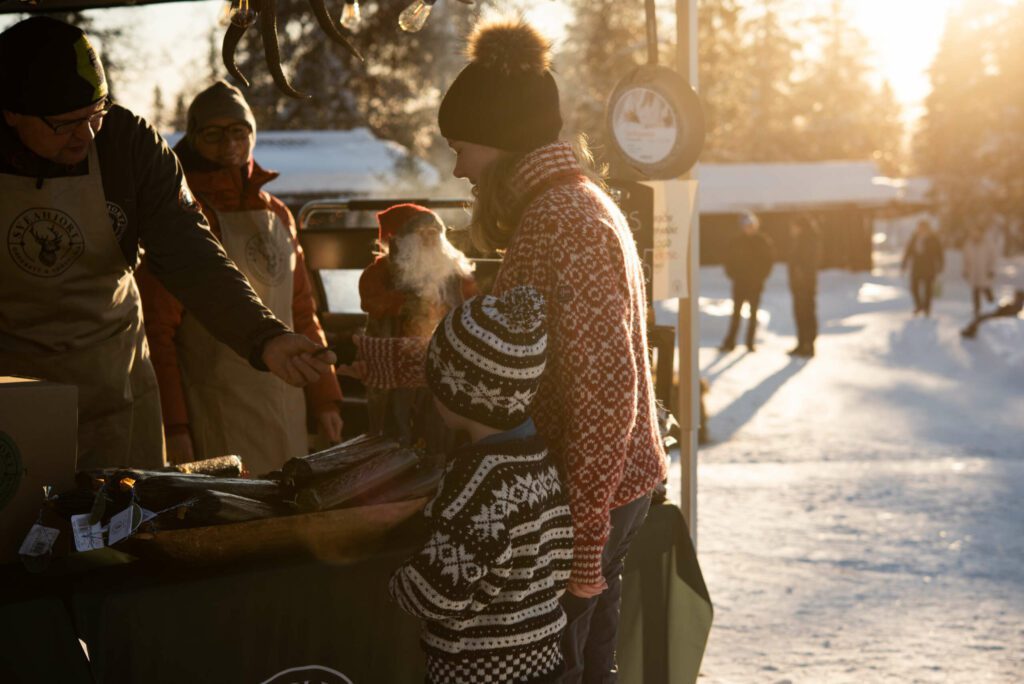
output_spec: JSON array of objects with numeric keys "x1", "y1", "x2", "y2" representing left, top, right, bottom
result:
[
  {"x1": 722, "y1": 284, "x2": 762, "y2": 348},
  {"x1": 559, "y1": 493, "x2": 653, "y2": 684},
  {"x1": 910, "y1": 274, "x2": 934, "y2": 315},
  {"x1": 791, "y1": 286, "x2": 818, "y2": 349},
  {"x1": 971, "y1": 286, "x2": 994, "y2": 317}
]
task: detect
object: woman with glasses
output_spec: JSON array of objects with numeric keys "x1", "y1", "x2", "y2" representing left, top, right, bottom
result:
[
  {"x1": 0, "y1": 18, "x2": 336, "y2": 472},
  {"x1": 136, "y1": 81, "x2": 343, "y2": 473}
]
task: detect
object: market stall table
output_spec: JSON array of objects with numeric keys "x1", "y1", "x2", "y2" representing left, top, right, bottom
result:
[{"x1": 0, "y1": 502, "x2": 710, "y2": 683}]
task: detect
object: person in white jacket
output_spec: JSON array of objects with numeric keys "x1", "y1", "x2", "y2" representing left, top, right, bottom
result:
[{"x1": 963, "y1": 227, "x2": 999, "y2": 317}]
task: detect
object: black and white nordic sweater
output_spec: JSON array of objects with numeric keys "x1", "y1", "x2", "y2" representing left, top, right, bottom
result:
[{"x1": 389, "y1": 421, "x2": 573, "y2": 684}]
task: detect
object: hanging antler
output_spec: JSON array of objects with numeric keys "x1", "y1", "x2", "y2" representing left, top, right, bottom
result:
[
  {"x1": 308, "y1": 0, "x2": 362, "y2": 61},
  {"x1": 259, "y1": 0, "x2": 308, "y2": 99},
  {"x1": 222, "y1": 18, "x2": 252, "y2": 88},
  {"x1": 221, "y1": 0, "x2": 478, "y2": 98}
]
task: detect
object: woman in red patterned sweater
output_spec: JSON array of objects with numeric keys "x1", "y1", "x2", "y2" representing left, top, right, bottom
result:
[{"x1": 350, "y1": 19, "x2": 667, "y2": 681}]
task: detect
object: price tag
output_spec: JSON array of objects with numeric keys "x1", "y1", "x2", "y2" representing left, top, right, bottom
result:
[
  {"x1": 18, "y1": 524, "x2": 59, "y2": 557},
  {"x1": 107, "y1": 507, "x2": 134, "y2": 545},
  {"x1": 70, "y1": 513, "x2": 104, "y2": 552}
]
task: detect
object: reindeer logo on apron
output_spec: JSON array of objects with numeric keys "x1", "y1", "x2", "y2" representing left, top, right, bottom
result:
[
  {"x1": 245, "y1": 231, "x2": 289, "y2": 285},
  {"x1": 7, "y1": 208, "x2": 85, "y2": 277}
]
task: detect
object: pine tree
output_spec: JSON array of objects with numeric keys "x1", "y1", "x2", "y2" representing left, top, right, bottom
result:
[
  {"x1": 151, "y1": 85, "x2": 165, "y2": 132},
  {"x1": 558, "y1": 0, "x2": 648, "y2": 160},
  {"x1": 791, "y1": 0, "x2": 904, "y2": 172},
  {"x1": 915, "y1": 0, "x2": 1006, "y2": 239},
  {"x1": 697, "y1": 0, "x2": 748, "y2": 162},
  {"x1": 170, "y1": 92, "x2": 189, "y2": 133}
]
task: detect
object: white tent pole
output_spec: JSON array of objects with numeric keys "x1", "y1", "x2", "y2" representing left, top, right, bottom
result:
[{"x1": 676, "y1": 0, "x2": 700, "y2": 544}]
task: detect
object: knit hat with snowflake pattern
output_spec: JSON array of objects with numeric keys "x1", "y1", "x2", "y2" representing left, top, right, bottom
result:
[
  {"x1": 426, "y1": 286, "x2": 547, "y2": 430},
  {"x1": 438, "y1": 18, "x2": 562, "y2": 152}
]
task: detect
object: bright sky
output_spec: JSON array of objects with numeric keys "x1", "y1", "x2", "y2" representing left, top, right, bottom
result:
[{"x1": 3, "y1": 0, "x2": 963, "y2": 129}]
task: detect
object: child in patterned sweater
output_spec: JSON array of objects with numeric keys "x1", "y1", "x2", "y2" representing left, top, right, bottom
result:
[{"x1": 389, "y1": 286, "x2": 574, "y2": 684}]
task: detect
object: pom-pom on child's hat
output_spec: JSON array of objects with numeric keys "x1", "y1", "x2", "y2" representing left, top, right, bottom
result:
[
  {"x1": 376, "y1": 203, "x2": 442, "y2": 243},
  {"x1": 426, "y1": 286, "x2": 547, "y2": 430},
  {"x1": 438, "y1": 18, "x2": 562, "y2": 153}
]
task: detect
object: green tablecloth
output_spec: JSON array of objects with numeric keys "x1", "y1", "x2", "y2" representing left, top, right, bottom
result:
[{"x1": 0, "y1": 503, "x2": 711, "y2": 683}]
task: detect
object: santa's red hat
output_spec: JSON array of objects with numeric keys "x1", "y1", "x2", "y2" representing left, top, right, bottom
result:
[{"x1": 376, "y1": 203, "x2": 440, "y2": 243}]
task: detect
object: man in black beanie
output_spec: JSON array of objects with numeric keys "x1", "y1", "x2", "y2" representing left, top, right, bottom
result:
[{"x1": 0, "y1": 17, "x2": 337, "y2": 471}]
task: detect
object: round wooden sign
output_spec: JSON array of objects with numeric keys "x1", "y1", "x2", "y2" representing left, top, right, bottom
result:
[{"x1": 605, "y1": 64, "x2": 705, "y2": 180}]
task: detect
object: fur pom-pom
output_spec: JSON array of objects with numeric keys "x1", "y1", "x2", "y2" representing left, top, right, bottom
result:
[{"x1": 466, "y1": 18, "x2": 552, "y2": 75}]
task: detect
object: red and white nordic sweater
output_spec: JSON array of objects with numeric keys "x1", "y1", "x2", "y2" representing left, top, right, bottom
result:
[{"x1": 363, "y1": 142, "x2": 667, "y2": 583}]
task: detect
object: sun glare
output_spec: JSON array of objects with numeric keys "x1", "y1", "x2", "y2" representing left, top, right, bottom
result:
[{"x1": 835, "y1": 0, "x2": 962, "y2": 117}]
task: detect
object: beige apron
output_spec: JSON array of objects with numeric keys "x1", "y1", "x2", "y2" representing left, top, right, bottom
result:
[
  {"x1": 0, "y1": 145, "x2": 164, "y2": 470},
  {"x1": 176, "y1": 208, "x2": 307, "y2": 475}
]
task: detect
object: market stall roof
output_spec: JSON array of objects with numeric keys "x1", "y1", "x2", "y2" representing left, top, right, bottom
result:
[
  {"x1": 0, "y1": 0, "x2": 203, "y2": 12},
  {"x1": 698, "y1": 160, "x2": 928, "y2": 214},
  {"x1": 164, "y1": 127, "x2": 440, "y2": 196}
]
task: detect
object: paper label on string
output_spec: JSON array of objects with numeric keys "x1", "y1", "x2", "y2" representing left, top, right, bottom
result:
[
  {"x1": 70, "y1": 513, "x2": 105, "y2": 551},
  {"x1": 18, "y1": 524, "x2": 59, "y2": 557},
  {"x1": 140, "y1": 508, "x2": 157, "y2": 524},
  {"x1": 107, "y1": 507, "x2": 134, "y2": 545}
]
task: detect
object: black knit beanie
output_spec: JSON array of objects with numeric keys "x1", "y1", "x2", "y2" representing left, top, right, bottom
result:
[
  {"x1": 0, "y1": 17, "x2": 107, "y2": 116},
  {"x1": 426, "y1": 286, "x2": 547, "y2": 430},
  {"x1": 438, "y1": 19, "x2": 562, "y2": 152}
]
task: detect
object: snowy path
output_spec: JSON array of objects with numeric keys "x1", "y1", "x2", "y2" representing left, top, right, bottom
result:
[{"x1": 659, "y1": 249, "x2": 1024, "y2": 683}]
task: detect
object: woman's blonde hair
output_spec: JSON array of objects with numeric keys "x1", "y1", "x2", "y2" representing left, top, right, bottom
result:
[{"x1": 467, "y1": 134, "x2": 607, "y2": 254}]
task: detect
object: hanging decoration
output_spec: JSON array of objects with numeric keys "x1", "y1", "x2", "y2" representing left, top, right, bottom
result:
[
  {"x1": 219, "y1": 0, "x2": 473, "y2": 97},
  {"x1": 219, "y1": 0, "x2": 363, "y2": 99},
  {"x1": 340, "y1": 0, "x2": 361, "y2": 32}
]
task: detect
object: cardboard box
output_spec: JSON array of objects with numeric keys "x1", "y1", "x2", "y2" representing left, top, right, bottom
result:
[{"x1": 0, "y1": 376, "x2": 78, "y2": 564}]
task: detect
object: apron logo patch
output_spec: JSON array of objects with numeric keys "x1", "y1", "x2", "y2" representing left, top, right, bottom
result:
[
  {"x1": 106, "y1": 201, "x2": 128, "y2": 241},
  {"x1": 7, "y1": 208, "x2": 86, "y2": 277},
  {"x1": 246, "y1": 232, "x2": 289, "y2": 285},
  {"x1": 260, "y1": 665, "x2": 353, "y2": 684},
  {"x1": 0, "y1": 432, "x2": 24, "y2": 512}
]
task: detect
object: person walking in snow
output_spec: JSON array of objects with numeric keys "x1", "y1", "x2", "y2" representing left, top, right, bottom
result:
[
  {"x1": 721, "y1": 211, "x2": 774, "y2": 352},
  {"x1": 962, "y1": 226, "x2": 999, "y2": 318},
  {"x1": 901, "y1": 219, "x2": 944, "y2": 317},
  {"x1": 787, "y1": 215, "x2": 821, "y2": 357},
  {"x1": 345, "y1": 18, "x2": 667, "y2": 682}
]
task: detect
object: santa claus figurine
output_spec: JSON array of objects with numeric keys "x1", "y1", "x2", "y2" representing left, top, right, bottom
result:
[{"x1": 358, "y1": 203, "x2": 477, "y2": 451}]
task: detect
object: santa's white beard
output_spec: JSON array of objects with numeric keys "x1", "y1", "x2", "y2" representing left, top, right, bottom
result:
[{"x1": 391, "y1": 231, "x2": 475, "y2": 305}]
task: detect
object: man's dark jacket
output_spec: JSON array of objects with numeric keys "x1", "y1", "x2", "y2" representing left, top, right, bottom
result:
[
  {"x1": 787, "y1": 227, "x2": 820, "y2": 294},
  {"x1": 901, "y1": 232, "x2": 944, "y2": 279},
  {"x1": 724, "y1": 231, "x2": 775, "y2": 292},
  {"x1": 0, "y1": 105, "x2": 286, "y2": 363}
]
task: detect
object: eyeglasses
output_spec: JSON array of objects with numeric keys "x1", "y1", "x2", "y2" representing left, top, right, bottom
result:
[
  {"x1": 38, "y1": 98, "x2": 112, "y2": 135},
  {"x1": 197, "y1": 123, "x2": 253, "y2": 145}
]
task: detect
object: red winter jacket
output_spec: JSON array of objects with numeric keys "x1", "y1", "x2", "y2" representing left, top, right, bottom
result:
[{"x1": 137, "y1": 143, "x2": 342, "y2": 436}]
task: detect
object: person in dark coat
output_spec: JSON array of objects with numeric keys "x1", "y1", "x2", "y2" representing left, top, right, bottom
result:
[
  {"x1": 721, "y1": 211, "x2": 774, "y2": 352},
  {"x1": 901, "y1": 219, "x2": 944, "y2": 316},
  {"x1": 787, "y1": 215, "x2": 821, "y2": 357}
]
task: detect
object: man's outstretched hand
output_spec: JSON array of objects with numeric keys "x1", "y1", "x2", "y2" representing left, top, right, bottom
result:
[{"x1": 262, "y1": 333, "x2": 337, "y2": 387}]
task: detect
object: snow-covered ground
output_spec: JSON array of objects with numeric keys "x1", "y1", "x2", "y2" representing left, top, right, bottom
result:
[{"x1": 658, "y1": 244, "x2": 1024, "y2": 683}]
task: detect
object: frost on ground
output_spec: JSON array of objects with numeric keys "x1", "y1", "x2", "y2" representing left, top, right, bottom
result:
[{"x1": 657, "y1": 248, "x2": 1024, "y2": 683}]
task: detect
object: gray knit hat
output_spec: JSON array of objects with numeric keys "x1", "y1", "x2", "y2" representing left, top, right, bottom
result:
[
  {"x1": 186, "y1": 80, "x2": 257, "y2": 141},
  {"x1": 426, "y1": 286, "x2": 547, "y2": 430}
]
